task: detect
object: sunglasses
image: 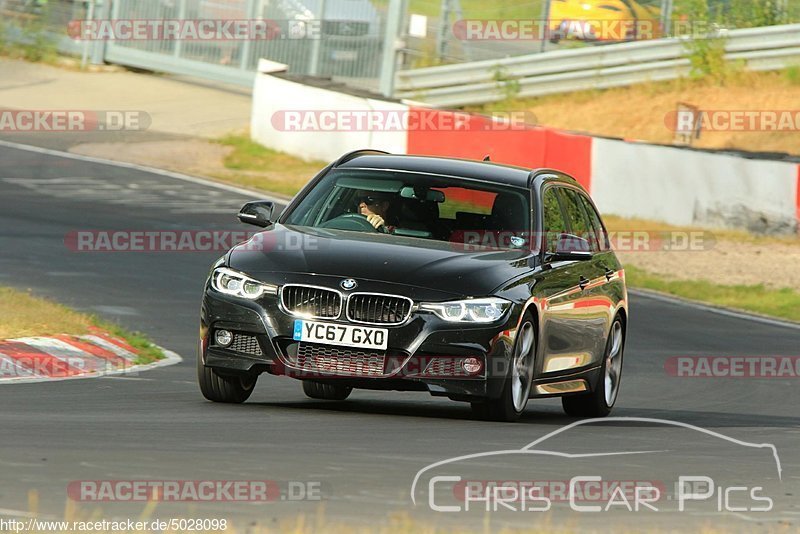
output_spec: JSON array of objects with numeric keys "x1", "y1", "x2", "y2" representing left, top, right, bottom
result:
[{"x1": 358, "y1": 195, "x2": 386, "y2": 206}]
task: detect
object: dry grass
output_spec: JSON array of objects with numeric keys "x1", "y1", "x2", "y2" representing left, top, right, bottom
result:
[
  {"x1": 471, "y1": 70, "x2": 800, "y2": 156},
  {"x1": 603, "y1": 215, "x2": 800, "y2": 296},
  {"x1": 16, "y1": 490, "x2": 789, "y2": 534},
  {"x1": 215, "y1": 134, "x2": 327, "y2": 197},
  {"x1": 0, "y1": 287, "x2": 94, "y2": 339},
  {"x1": 0, "y1": 286, "x2": 163, "y2": 363},
  {"x1": 603, "y1": 215, "x2": 800, "y2": 247}
]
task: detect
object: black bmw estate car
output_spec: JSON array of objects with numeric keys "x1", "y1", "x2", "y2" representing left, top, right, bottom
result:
[{"x1": 198, "y1": 150, "x2": 628, "y2": 421}]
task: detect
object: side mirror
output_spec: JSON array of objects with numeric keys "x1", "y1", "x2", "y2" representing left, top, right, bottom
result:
[
  {"x1": 547, "y1": 233, "x2": 593, "y2": 262},
  {"x1": 238, "y1": 200, "x2": 274, "y2": 227}
]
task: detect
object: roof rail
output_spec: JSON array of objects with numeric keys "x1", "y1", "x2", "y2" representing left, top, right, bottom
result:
[
  {"x1": 528, "y1": 168, "x2": 580, "y2": 188},
  {"x1": 333, "y1": 149, "x2": 390, "y2": 168}
]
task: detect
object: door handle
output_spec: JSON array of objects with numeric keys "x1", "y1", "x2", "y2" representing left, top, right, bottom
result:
[
  {"x1": 604, "y1": 268, "x2": 614, "y2": 281},
  {"x1": 579, "y1": 276, "x2": 589, "y2": 290}
]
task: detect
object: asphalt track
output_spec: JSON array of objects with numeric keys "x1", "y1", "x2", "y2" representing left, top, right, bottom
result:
[{"x1": 0, "y1": 141, "x2": 799, "y2": 531}]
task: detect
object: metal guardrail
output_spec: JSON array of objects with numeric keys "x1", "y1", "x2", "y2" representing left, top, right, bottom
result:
[{"x1": 395, "y1": 24, "x2": 800, "y2": 107}]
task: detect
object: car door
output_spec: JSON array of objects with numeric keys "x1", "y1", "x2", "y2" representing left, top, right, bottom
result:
[
  {"x1": 536, "y1": 185, "x2": 608, "y2": 378},
  {"x1": 575, "y1": 189, "x2": 626, "y2": 324},
  {"x1": 559, "y1": 187, "x2": 616, "y2": 363}
]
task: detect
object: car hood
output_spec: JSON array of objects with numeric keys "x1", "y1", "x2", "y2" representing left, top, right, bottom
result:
[{"x1": 227, "y1": 224, "x2": 534, "y2": 298}]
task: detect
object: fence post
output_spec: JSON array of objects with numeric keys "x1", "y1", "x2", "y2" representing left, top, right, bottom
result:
[
  {"x1": 89, "y1": 0, "x2": 108, "y2": 64},
  {"x1": 173, "y1": 0, "x2": 186, "y2": 59},
  {"x1": 308, "y1": 0, "x2": 326, "y2": 75},
  {"x1": 661, "y1": 0, "x2": 673, "y2": 36},
  {"x1": 378, "y1": 0, "x2": 406, "y2": 97},
  {"x1": 80, "y1": 0, "x2": 95, "y2": 68},
  {"x1": 539, "y1": 0, "x2": 550, "y2": 53},
  {"x1": 239, "y1": 0, "x2": 255, "y2": 70}
]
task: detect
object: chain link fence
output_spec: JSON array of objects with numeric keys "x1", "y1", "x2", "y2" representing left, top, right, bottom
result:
[
  {"x1": 1, "y1": 0, "x2": 388, "y2": 89},
  {"x1": 1, "y1": 0, "x2": 798, "y2": 93},
  {"x1": 397, "y1": 0, "x2": 800, "y2": 69}
]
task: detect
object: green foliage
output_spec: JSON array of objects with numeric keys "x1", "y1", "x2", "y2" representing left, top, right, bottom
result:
[
  {"x1": 686, "y1": 34, "x2": 733, "y2": 81},
  {"x1": 675, "y1": 0, "x2": 740, "y2": 82},
  {"x1": 98, "y1": 321, "x2": 165, "y2": 365},
  {"x1": 625, "y1": 266, "x2": 800, "y2": 323},
  {"x1": 784, "y1": 65, "x2": 800, "y2": 85},
  {"x1": 0, "y1": 19, "x2": 8, "y2": 55},
  {"x1": 0, "y1": 4, "x2": 58, "y2": 63},
  {"x1": 673, "y1": 0, "x2": 788, "y2": 29},
  {"x1": 725, "y1": 0, "x2": 787, "y2": 28},
  {"x1": 491, "y1": 65, "x2": 521, "y2": 102}
]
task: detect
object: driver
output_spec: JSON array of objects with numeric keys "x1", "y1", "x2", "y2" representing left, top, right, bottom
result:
[{"x1": 357, "y1": 191, "x2": 398, "y2": 232}]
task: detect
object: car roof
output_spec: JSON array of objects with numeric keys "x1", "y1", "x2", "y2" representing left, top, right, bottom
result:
[{"x1": 336, "y1": 153, "x2": 535, "y2": 188}]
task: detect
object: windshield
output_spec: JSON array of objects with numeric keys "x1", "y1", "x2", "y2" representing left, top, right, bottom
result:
[{"x1": 283, "y1": 169, "x2": 532, "y2": 250}]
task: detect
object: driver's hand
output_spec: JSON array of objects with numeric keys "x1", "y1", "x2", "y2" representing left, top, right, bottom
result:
[{"x1": 366, "y1": 214, "x2": 385, "y2": 229}]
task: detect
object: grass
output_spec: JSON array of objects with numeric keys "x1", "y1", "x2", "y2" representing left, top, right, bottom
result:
[
  {"x1": 467, "y1": 68, "x2": 800, "y2": 157},
  {"x1": 214, "y1": 134, "x2": 326, "y2": 197},
  {"x1": 0, "y1": 286, "x2": 163, "y2": 365},
  {"x1": 602, "y1": 215, "x2": 800, "y2": 247},
  {"x1": 625, "y1": 266, "x2": 800, "y2": 323}
]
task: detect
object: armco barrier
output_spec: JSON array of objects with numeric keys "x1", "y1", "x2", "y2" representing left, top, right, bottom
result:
[
  {"x1": 395, "y1": 24, "x2": 800, "y2": 107},
  {"x1": 251, "y1": 66, "x2": 800, "y2": 234}
]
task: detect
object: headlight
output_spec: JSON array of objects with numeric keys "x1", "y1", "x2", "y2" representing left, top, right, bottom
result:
[
  {"x1": 210, "y1": 267, "x2": 277, "y2": 299},
  {"x1": 420, "y1": 298, "x2": 511, "y2": 323}
]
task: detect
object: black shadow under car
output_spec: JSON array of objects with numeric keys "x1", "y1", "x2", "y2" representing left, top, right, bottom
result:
[{"x1": 198, "y1": 150, "x2": 628, "y2": 422}]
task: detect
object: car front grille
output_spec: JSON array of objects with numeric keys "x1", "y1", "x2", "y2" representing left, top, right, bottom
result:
[
  {"x1": 281, "y1": 285, "x2": 342, "y2": 319},
  {"x1": 228, "y1": 334, "x2": 263, "y2": 356},
  {"x1": 346, "y1": 293, "x2": 413, "y2": 325},
  {"x1": 295, "y1": 342, "x2": 385, "y2": 377}
]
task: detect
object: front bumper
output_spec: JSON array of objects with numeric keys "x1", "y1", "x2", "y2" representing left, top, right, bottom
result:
[{"x1": 199, "y1": 277, "x2": 600, "y2": 401}]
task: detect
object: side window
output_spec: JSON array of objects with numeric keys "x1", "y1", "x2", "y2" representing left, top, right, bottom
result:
[
  {"x1": 542, "y1": 187, "x2": 567, "y2": 253},
  {"x1": 560, "y1": 189, "x2": 595, "y2": 250},
  {"x1": 577, "y1": 194, "x2": 610, "y2": 251}
]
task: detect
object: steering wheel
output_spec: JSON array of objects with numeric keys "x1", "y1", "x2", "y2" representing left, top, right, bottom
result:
[{"x1": 319, "y1": 213, "x2": 381, "y2": 232}]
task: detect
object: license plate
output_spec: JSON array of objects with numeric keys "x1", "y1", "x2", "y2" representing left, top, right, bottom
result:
[
  {"x1": 331, "y1": 50, "x2": 358, "y2": 61},
  {"x1": 293, "y1": 320, "x2": 388, "y2": 350}
]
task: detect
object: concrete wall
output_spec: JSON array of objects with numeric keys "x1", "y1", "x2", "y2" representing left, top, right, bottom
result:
[
  {"x1": 251, "y1": 67, "x2": 408, "y2": 162},
  {"x1": 591, "y1": 138, "x2": 800, "y2": 234}
]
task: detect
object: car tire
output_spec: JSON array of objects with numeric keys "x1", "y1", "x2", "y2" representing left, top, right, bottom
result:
[
  {"x1": 197, "y1": 352, "x2": 256, "y2": 403},
  {"x1": 471, "y1": 315, "x2": 537, "y2": 422},
  {"x1": 302, "y1": 380, "x2": 353, "y2": 401},
  {"x1": 562, "y1": 316, "x2": 624, "y2": 418}
]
